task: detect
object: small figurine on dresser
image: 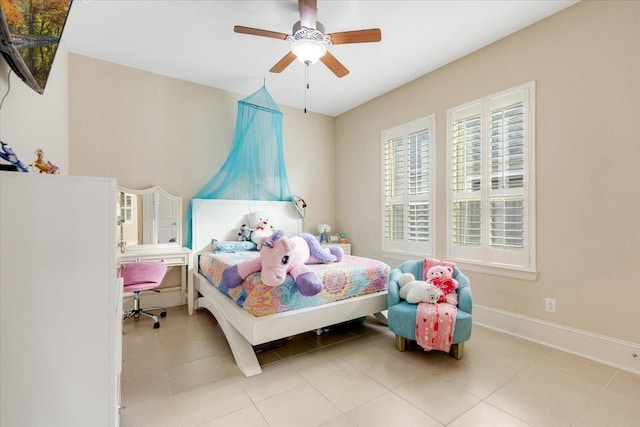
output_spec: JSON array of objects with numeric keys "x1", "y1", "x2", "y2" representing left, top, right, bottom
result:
[{"x1": 30, "y1": 148, "x2": 60, "y2": 174}]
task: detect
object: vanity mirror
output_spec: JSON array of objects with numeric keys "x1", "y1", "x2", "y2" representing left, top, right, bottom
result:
[{"x1": 117, "y1": 185, "x2": 182, "y2": 252}]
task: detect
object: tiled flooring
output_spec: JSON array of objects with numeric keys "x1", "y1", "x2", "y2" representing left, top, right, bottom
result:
[{"x1": 120, "y1": 305, "x2": 640, "y2": 427}]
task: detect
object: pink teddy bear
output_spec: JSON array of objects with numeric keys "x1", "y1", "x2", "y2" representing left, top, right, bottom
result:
[{"x1": 425, "y1": 265, "x2": 459, "y2": 305}]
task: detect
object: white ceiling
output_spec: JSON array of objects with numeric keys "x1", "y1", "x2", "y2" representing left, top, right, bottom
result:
[{"x1": 63, "y1": 0, "x2": 578, "y2": 117}]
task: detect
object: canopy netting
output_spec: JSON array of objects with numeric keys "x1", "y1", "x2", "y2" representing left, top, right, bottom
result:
[{"x1": 186, "y1": 85, "x2": 292, "y2": 248}]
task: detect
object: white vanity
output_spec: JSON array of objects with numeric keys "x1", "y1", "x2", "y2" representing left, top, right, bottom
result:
[{"x1": 117, "y1": 185, "x2": 192, "y2": 311}]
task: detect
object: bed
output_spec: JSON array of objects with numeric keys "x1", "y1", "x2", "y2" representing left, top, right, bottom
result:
[{"x1": 189, "y1": 198, "x2": 390, "y2": 377}]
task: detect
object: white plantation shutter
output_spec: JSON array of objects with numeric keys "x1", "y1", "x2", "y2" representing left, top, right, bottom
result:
[
  {"x1": 489, "y1": 100, "x2": 525, "y2": 251},
  {"x1": 490, "y1": 198, "x2": 524, "y2": 248},
  {"x1": 451, "y1": 113, "x2": 482, "y2": 194},
  {"x1": 408, "y1": 202, "x2": 429, "y2": 241},
  {"x1": 407, "y1": 129, "x2": 431, "y2": 241},
  {"x1": 382, "y1": 115, "x2": 435, "y2": 256},
  {"x1": 453, "y1": 200, "x2": 481, "y2": 246},
  {"x1": 450, "y1": 104, "x2": 484, "y2": 261},
  {"x1": 451, "y1": 104, "x2": 481, "y2": 255},
  {"x1": 490, "y1": 102, "x2": 525, "y2": 191},
  {"x1": 447, "y1": 82, "x2": 535, "y2": 271},
  {"x1": 384, "y1": 136, "x2": 404, "y2": 240}
]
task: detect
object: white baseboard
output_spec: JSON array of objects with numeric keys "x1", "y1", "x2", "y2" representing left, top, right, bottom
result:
[{"x1": 473, "y1": 304, "x2": 640, "y2": 375}]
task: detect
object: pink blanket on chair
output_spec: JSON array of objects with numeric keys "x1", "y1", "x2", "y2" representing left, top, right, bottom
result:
[
  {"x1": 415, "y1": 258, "x2": 457, "y2": 352},
  {"x1": 415, "y1": 302, "x2": 457, "y2": 352}
]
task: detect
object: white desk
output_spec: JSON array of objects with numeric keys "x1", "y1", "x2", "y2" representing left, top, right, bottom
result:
[{"x1": 118, "y1": 246, "x2": 192, "y2": 309}]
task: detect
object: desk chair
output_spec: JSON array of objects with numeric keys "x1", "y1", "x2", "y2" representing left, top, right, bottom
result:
[{"x1": 121, "y1": 261, "x2": 168, "y2": 329}]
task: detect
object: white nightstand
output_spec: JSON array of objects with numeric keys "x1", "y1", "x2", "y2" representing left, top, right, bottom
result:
[{"x1": 321, "y1": 242, "x2": 351, "y2": 255}]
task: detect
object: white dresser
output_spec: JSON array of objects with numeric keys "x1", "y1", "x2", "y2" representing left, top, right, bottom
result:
[{"x1": 0, "y1": 172, "x2": 121, "y2": 427}]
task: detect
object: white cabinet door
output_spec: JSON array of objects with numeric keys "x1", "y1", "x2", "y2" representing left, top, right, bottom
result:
[{"x1": 0, "y1": 173, "x2": 119, "y2": 427}]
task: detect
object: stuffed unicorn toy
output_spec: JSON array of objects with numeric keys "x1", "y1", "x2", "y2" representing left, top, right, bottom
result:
[{"x1": 221, "y1": 230, "x2": 344, "y2": 296}]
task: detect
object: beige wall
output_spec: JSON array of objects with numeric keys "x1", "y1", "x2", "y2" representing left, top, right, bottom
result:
[
  {"x1": 68, "y1": 54, "x2": 336, "y2": 237},
  {"x1": 0, "y1": 45, "x2": 69, "y2": 172},
  {"x1": 336, "y1": 0, "x2": 640, "y2": 343}
]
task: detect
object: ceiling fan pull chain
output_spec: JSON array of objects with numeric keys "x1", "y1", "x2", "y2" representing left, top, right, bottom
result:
[{"x1": 304, "y1": 63, "x2": 309, "y2": 113}]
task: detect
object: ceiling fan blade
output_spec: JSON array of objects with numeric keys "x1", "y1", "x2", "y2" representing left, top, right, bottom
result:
[
  {"x1": 234, "y1": 25, "x2": 289, "y2": 40},
  {"x1": 270, "y1": 52, "x2": 297, "y2": 73},
  {"x1": 319, "y1": 52, "x2": 349, "y2": 78},
  {"x1": 299, "y1": 0, "x2": 317, "y2": 29},
  {"x1": 328, "y1": 28, "x2": 382, "y2": 45}
]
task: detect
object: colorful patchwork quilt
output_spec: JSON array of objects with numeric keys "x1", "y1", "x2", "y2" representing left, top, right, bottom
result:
[{"x1": 198, "y1": 251, "x2": 389, "y2": 317}]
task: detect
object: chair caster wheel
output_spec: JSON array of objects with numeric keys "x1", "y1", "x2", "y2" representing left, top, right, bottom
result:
[
  {"x1": 160, "y1": 311, "x2": 167, "y2": 318},
  {"x1": 153, "y1": 322, "x2": 160, "y2": 329}
]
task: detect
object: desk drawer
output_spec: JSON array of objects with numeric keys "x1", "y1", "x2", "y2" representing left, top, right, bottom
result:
[{"x1": 135, "y1": 254, "x2": 188, "y2": 266}]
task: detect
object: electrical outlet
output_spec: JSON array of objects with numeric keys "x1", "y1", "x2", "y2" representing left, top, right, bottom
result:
[{"x1": 545, "y1": 297, "x2": 556, "y2": 313}]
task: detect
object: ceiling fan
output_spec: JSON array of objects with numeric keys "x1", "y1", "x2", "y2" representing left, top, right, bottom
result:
[{"x1": 234, "y1": 0, "x2": 382, "y2": 78}]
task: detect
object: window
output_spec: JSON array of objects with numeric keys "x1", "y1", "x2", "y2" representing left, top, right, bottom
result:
[
  {"x1": 119, "y1": 192, "x2": 133, "y2": 223},
  {"x1": 447, "y1": 82, "x2": 535, "y2": 272},
  {"x1": 382, "y1": 115, "x2": 435, "y2": 257}
]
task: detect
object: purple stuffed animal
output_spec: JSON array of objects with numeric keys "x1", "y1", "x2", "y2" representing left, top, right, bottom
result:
[{"x1": 221, "y1": 230, "x2": 344, "y2": 296}]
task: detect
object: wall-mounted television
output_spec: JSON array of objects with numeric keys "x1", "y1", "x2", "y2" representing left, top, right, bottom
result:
[{"x1": 0, "y1": 0, "x2": 73, "y2": 94}]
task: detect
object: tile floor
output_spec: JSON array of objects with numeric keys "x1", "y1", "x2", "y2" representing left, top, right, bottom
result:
[{"x1": 120, "y1": 305, "x2": 640, "y2": 427}]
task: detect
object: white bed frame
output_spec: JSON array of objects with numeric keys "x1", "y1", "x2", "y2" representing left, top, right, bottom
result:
[{"x1": 189, "y1": 198, "x2": 388, "y2": 377}]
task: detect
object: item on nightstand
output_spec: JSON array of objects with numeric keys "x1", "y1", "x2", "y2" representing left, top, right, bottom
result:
[
  {"x1": 398, "y1": 272, "x2": 442, "y2": 304},
  {"x1": 30, "y1": 148, "x2": 60, "y2": 174},
  {"x1": 329, "y1": 234, "x2": 339, "y2": 243},
  {"x1": 221, "y1": 230, "x2": 344, "y2": 296},
  {"x1": 248, "y1": 211, "x2": 275, "y2": 244},
  {"x1": 339, "y1": 232, "x2": 347, "y2": 244},
  {"x1": 317, "y1": 224, "x2": 331, "y2": 243}
]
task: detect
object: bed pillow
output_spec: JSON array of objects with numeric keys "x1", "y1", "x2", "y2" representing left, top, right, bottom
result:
[{"x1": 211, "y1": 240, "x2": 257, "y2": 253}]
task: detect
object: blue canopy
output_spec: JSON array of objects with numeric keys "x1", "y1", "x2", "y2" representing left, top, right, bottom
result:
[{"x1": 186, "y1": 86, "x2": 292, "y2": 247}]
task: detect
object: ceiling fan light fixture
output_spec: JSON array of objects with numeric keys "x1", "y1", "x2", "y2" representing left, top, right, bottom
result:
[{"x1": 291, "y1": 39, "x2": 327, "y2": 64}]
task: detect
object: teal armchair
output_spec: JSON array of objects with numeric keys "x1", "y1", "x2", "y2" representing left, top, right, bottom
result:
[{"x1": 387, "y1": 260, "x2": 472, "y2": 359}]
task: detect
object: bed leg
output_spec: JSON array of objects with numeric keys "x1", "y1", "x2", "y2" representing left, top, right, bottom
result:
[
  {"x1": 316, "y1": 327, "x2": 329, "y2": 336},
  {"x1": 196, "y1": 297, "x2": 262, "y2": 377},
  {"x1": 188, "y1": 270, "x2": 196, "y2": 315},
  {"x1": 395, "y1": 335, "x2": 407, "y2": 352},
  {"x1": 373, "y1": 311, "x2": 388, "y2": 325}
]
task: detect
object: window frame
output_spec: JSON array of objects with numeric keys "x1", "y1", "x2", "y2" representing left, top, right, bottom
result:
[
  {"x1": 381, "y1": 114, "x2": 436, "y2": 259},
  {"x1": 446, "y1": 82, "x2": 536, "y2": 275}
]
